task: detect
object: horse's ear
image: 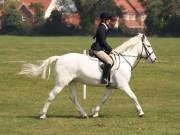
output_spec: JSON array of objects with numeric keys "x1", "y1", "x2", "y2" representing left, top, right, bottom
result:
[{"x1": 141, "y1": 34, "x2": 145, "y2": 42}]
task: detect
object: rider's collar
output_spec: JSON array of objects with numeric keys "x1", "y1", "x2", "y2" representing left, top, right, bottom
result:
[{"x1": 101, "y1": 23, "x2": 109, "y2": 30}]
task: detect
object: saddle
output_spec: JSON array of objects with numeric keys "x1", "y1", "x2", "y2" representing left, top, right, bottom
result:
[{"x1": 88, "y1": 49, "x2": 120, "y2": 71}]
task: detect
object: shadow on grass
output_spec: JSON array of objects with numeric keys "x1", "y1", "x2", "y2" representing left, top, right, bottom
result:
[
  {"x1": 15, "y1": 113, "x2": 135, "y2": 120},
  {"x1": 16, "y1": 114, "x2": 83, "y2": 120}
]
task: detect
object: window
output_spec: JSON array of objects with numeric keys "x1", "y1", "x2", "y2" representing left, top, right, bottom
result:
[{"x1": 22, "y1": 16, "x2": 27, "y2": 22}]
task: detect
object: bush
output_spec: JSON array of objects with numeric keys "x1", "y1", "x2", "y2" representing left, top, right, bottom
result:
[
  {"x1": 0, "y1": 8, "x2": 33, "y2": 35},
  {"x1": 163, "y1": 15, "x2": 180, "y2": 36}
]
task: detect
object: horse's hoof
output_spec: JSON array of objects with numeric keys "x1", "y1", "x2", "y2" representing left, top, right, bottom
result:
[
  {"x1": 40, "y1": 114, "x2": 46, "y2": 119},
  {"x1": 139, "y1": 112, "x2": 144, "y2": 118},
  {"x1": 81, "y1": 114, "x2": 89, "y2": 119},
  {"x1": 92, "y1": 112, "x2": 99, "y2": 118},
  {"x1": 91, "y1": 107, "x2": 100, "y2": 118}
]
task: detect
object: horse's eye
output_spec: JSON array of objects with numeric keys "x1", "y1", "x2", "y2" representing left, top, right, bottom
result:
[{"x1": 147, "y1": 45, "x2": 151, "y2": 47}]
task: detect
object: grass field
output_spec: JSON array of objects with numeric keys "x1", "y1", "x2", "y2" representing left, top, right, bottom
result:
[{"x1": 0, "y1": 36, "x2": 180, "y2": 135}]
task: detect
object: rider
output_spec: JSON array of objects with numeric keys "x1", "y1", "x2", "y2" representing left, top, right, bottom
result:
[{"x1": 91, "y1": 12, "x2": 115, "y2": 85}]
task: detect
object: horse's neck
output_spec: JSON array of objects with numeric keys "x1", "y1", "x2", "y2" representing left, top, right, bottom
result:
[
  {"x1": 115, "y1": 36, "x2": 139, "y2": 53},
  {"x1": 121, "y1": 45, "x2": 139, "y2": 67},
  {"x1": 115, "y1": 37, "x2": 141, "y2": 67}
]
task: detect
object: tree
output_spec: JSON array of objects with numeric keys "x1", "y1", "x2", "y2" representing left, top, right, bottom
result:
[
  {"x1": 141, "y1": 0, "x2": 180, "y2": 35},
  {"x1": 43, "y1": 9, "x2": 65, "y2": 35},
  {"x1": 74, "y1": 0, "x2": 122, "y2": 34},
  {"x1": 0, "y1": 0, "x2": 33, "y2": 34},
  {"x1": 163, "y1": 15, "x2": 180, "y2": 36},
  {"x1": 29, "y1": 2, "x2": 44, "y2": 24},
  {"x1": 48, "y1": 10, "x2": 62, "y2": 24},
  {"x1": 28, "y1": 2, "x2": 45, "y2": 34},
  {"x1": 57, "y1": 0, "x2": 77, "y2": 14},
  {"x1": 1, "y1": 8, "x2": 22, "y2": 33},
  {"x1": 43, "y1": 9, "x2": 80, "y2": 35},
  {"x1": 1, "y1": 0, "x2": 22, "y2": 34}
]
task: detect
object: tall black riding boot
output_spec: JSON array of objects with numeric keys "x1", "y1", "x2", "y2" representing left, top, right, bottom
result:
[{"x1": 101, "y1": 64, "x2": 112, "y2": 85}]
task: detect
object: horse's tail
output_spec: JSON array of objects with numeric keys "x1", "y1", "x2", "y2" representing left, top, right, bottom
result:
[{"x1": 18, "y1": 56, "x2": 60, "y2": 79}]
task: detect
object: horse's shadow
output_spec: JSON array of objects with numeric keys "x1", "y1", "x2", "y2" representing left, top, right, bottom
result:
[
  {"x1": 16, "y1": 115, "x2": 85, "y2": 120},
  {"x1": 16, "y1": 114, "x2": 126, "y2": 120}
]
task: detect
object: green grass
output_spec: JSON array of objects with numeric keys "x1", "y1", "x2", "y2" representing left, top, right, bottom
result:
[{"x1": 0, "y1": 36, "x2": 180, "y2": 135}]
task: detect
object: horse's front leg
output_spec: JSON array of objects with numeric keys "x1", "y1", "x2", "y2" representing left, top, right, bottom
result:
[
  {"x1": 69, "y1": 81, "x2": 88, "y2": 118},
  {"x1": 118, "y1": 83, "x2": 144, "y2": 117},
  {"x1": 92, "y1": 87, "x2": 112, "y2": 118}
]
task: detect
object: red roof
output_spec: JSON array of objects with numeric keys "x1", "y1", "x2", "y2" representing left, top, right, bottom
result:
[
  {"x1": 20, "y1": 0, "x2": 52, "y2": 12},
  {"x1": 114, "y1": 0, "x2": 145, "y2": 13}
]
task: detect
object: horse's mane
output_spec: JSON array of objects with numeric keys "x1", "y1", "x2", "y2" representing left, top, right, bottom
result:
[{"x1": 114, "y1": 33, "x2": 143, "y2": 53}]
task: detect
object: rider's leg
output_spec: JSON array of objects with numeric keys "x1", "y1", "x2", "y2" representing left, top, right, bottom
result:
[
  {"x1": 101, "y1": 63, "x2": 111, "y2": 84},
  {"x1": 93, "y1": 51, "x2": 113, "y2": 84}
]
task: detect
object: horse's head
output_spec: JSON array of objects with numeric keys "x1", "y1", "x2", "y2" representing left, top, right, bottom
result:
[
  {"x1": 114, "y1": 33, "x2": 157, "y2": 63},
  {"x1": 138, "y1": 33, "x2": 157, "y2": 63}
]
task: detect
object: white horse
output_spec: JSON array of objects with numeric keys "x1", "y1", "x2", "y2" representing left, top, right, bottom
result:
[{"x1": 19, "y1": 33, "x2": 157, "y2": 119}]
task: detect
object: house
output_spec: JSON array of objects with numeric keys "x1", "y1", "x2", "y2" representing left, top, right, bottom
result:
[
  {"x1": 19, "y1": 0, "x2": 146, "y2": 29},
  {"x1": 19, "y1": 0, "x2": 56, "y2": 22},
  {"x1": 114, "y1": 0, "x2": 146, "y2": 29},
  {"x1": 95, "y1": 0, "x2": 146, "y2": 31},
  {"x1": 19, "y1": 0, "x2": 80, "y2": 26}
]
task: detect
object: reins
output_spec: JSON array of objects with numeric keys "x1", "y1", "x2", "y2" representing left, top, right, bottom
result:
[
  {"x1": 116, "y1": 44, "x2": 143, "y2": 71},
  {"x1": 113, "y1": 37, "x2": 153, "y2": 71},
  {"x1": 111, "y1": 51, "x2": 121, "y2": 70}
]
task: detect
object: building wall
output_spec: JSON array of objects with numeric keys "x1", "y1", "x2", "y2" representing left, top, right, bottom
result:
[
  {"x1": 114, "y1": 0, "x2": 146, "y2": 29},
  {"x1": 19, "y1": 5, "x2": 34, "y2": 22}
]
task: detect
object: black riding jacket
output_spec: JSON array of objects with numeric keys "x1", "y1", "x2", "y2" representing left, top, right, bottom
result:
[{"x1": 91, "y1": 23, "x2": 112, "y2": 54}]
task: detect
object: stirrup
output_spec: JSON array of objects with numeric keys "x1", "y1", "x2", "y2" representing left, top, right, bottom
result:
[{"x1": 101, "y1": 78, "x2": 108, "y2": 85}]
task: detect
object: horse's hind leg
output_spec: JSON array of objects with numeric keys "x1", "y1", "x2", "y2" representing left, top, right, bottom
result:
[
  {"x1": 40, "y1": 84, "x2": 64, "y2": 119},
  {"x1": 69, "y1": 81, "x2": 88, "y2": 118}
]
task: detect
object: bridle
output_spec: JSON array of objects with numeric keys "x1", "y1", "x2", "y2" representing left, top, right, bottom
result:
[
  {"x1": 115, "y1": 35, "x2": 154, "y2": 71},
  {"x1": 142, "y1": 42, "x2": 154, "y2": 63}
]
